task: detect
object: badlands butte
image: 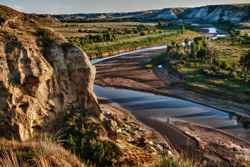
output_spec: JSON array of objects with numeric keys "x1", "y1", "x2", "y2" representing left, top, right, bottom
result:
[{"x1": 0, "y1": 4, "x2": 249, "y2": 167}]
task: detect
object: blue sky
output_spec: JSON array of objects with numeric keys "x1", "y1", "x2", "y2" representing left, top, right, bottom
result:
[{"x1": 1, "y1": 0, "x2": 249, "y2": 14}]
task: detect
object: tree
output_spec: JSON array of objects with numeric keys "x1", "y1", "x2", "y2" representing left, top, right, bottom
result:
[
  {"x1": 240, "y1": 50, "x2": 250, "y2": 80},
  {"x1": 230, "y1": 29, "x2": 240, "y2": 37},
  {"x1": 180, "y1": 25, "x2": 186, "y2": 34},
  {"x1": 230, "y1": 29, "x2": 241, "y2": 44},
  {"x1": 157, "y1": 21, "x2": 164, "y2": 28},
  {"x1": 190, "y1": 37, "x2": 206, "y2": 59}
]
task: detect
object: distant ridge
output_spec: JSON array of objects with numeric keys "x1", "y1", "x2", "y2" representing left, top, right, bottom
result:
[{"x1": 52, "y1": 3, "x2": 250, "y2": 23}]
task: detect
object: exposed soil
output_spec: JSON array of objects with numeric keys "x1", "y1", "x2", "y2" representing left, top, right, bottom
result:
[
  {"x1": 99, "y1": 98, "x2": 175, "y2": 167},
  {"x1": 95, "y1": 48, "x2": 250, "y2": 165},
  {"x1": 99, "y1": 98, "x2": 250, "y2": 166},
  {"x1": 95, "y1": 49, "x2": 250, "y2": 119},
  {"x1": 95, "y1": 49, "x2": 166, "y2": 92},
  {"x1": 141, "y1": 117, "x2": 250, "y2": 166}
]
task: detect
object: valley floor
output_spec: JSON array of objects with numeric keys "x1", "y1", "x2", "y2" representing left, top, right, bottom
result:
[
  {"x1": 95, "y1": 48, "x2": 250, "y2": 119},
  {"x1": 94, "y1": 47, "x2": 250, "y2": 166}
]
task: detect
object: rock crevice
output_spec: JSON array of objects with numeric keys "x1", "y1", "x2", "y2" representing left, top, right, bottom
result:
[{"x1": 0, "y1": 10, "x2": 98, "y2": 141}]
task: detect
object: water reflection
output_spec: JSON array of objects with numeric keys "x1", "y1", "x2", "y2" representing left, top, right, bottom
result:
[{"x1": 95, "y1": 85, "x2": 250, "y2": 141}]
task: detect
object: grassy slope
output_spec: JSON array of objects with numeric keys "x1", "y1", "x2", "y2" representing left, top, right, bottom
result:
[
  {"x1": 177, "y1": 39, "x2": 250, "y2": 102},
  {"x1": 145, "y1": 33, "x2": 250, "y2": 106}
]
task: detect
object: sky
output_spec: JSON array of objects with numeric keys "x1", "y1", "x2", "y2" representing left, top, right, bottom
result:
[{"x1": 1, "y1": 0, "x2": 250, "y2": 14}]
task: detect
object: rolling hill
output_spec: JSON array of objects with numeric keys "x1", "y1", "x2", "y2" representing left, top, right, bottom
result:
[{"x1": 54, "y1": 4, "x2": 250, "y2": 23}]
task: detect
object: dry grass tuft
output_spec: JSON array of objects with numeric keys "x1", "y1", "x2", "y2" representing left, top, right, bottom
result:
[
  {"x1": 0, "y1": 151, "x2": 20, "y2": 167},
  {"x1": 35, "y1": 157, "x2": 50, "y2": 167},
  {"x1": 0, "y1": 138, "x2": 86, "y2": 167},
  {"x1": 157, "y1": 155, "x2": 198, "y2": 167}
]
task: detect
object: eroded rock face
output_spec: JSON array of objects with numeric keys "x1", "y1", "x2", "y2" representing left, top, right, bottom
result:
[
  {"x1": 0, "y1": 8, "x2": 98, "y2": 141},
  {"x1": 183, "y1": 5, "x2": 250, "y2": 23}
]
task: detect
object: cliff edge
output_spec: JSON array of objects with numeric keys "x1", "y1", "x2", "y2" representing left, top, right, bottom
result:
[
  {"x1": 0, "y1": 5, "x2": 98, "y2": 141},
  {"x1": 0, "y1": 5, "x2": 173, "y2": 167}
]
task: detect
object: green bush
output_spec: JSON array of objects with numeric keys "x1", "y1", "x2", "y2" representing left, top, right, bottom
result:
[
  {"x1": 35, "y1": 28, "x2": 55, "y2": 50},
  {"x1": 62, "y1": 111, "x2": 121, "y2": 167},
  {"x1": 0, "y1": 13, "x2": 6, "y2": 25},
  {"x1": 85, "y1": 140, "x2": 121, "y2": 167},
  {"x1": 78, "y1": 29, "x2": 83, "y2": 33},
  {"x1": 240, "y1": 50, "x2": 250, "y2": 78},
  {"x1": 219, "y1": 60, "x2": 230, "y2": 70},
  {"x1": 150, "y1": 53, "x2": 167, "y2": 65},
  {"x1": 68, "y1": 32, "x2": 117, "y2": 46},
  {"x1": 140, "y1": 31, "x2": 146, "y2": 36}
]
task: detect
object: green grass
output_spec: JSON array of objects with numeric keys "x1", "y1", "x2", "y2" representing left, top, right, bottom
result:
[
  {"x1": 157, "y1": 155, "x2": 198, "y2": 167},
  {"x1": 49, "y1": 22, "x2": 199, "y2": 58},
  {"x1": 154, "y1": 36, "x2": 250, "y2": 103},
  {"x1": 61, "y1": 109, "x2": 121, "y2": 167},
  {"x1": 77, "y1": 30, "x2": 198, "y2": 58}
]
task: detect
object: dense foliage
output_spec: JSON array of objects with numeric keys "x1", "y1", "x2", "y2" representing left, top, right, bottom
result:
[
  {"x1": 69, "y1": 32, "x2": 117, "y2": 45},
  {"x1": 240, "y1": 50, "x2": 250, "y2": 80},
  {"x1": 146, "y1": 34, "x2": 250, "y2": 103},
  {"x1": 68, "y1": 24, "x2": 158, "y2": 45},
  {"x1": 61, "y1": 111, "x2": 121, "y2": 167}
]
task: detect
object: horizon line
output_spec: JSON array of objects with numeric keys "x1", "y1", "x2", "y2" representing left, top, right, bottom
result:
[{"x1": 1, "y1": 2, "x2": 250, "y2": 15}]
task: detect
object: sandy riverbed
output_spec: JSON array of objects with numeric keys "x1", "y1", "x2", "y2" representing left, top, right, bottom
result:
[{"x1": 94, "y1": 47, "x2": 250, "y2": 165}]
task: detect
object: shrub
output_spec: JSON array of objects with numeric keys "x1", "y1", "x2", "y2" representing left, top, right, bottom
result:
[
  {"x1": 68, "y1": 33, "x2": 117, "y2": 46},
  {"x1": 78, "y1": 29, "x2": 83, "y2": 33},
  {"x1": 136, "y1": 25, "x2": 148, "y2": 32},
  {"x1": 140, "y1": 31, "x2": 146, "y2": 36},
  {"x1": 0, "y1": 13, "x2": 6, "y2": 25},
  {"x1": 62, "y1": 111, "x2": 121, "y2": 167},
  {"x1": 219, "y1": 61, "x2": 230, "y2": 70},
  {"x1": 150, "y1": 53, "x2": 167, "y2": 65},
  {"x1": 240, "y1": 50, "x2": 250, "y2": 80},
  {"x1": 35, "y1": 28, "x2": 55, "y2": 50},
  {"x1": 210, "y1": 64, "x2": 219, "y2": 73},
  {"x1": 84, "y1": 140, "x2": 121, "y2": 167}
]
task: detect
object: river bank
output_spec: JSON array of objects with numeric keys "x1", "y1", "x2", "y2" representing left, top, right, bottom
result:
[
  {"x1": 94, "y1": 46, "x2": 250, "y2": 123},
  {"x1": 98, "y1": 95, "x2": 250, "y2": 165},
  {"x1": 94, "y1": 46, "x2": 250, "y2": 165}
]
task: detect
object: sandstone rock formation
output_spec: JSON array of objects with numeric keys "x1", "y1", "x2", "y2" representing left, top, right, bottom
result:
[{"x1": 0, "y1": 5, "x2": 99, "y2": 141}]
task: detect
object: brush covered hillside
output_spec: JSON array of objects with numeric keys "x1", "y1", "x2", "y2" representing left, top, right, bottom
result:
[
  {"x1": 0, "y1": 5, "x2": 174, "y2": 167},
  {"x1": 54, "y1": 4, "x2": 250, "y2": 23}
]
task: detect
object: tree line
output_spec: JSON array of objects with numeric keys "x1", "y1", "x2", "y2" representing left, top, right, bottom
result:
[{"x1": 163, "y1": 37, "x2": 250, "y2": 81}]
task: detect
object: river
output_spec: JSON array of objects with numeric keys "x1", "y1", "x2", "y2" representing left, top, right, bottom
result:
[{"x1": 92, "y1": 46, "x2": 250, "y2": 142}]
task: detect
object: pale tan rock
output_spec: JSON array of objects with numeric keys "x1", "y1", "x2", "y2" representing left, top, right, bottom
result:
[{"x1": 0, "y1": 9, "x2": 99, "y2": 141}]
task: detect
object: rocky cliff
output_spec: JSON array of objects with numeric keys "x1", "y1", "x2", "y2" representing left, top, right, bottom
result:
[
  {"x1": 182, "y1": 4, "x2": 250, "y2": 23},
  {"x1": 0, "y1": 5, "x2": 98, "y2": 141},
  {"x1": 0, "y1": 5, "x2": 173, "y2": 167}
]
